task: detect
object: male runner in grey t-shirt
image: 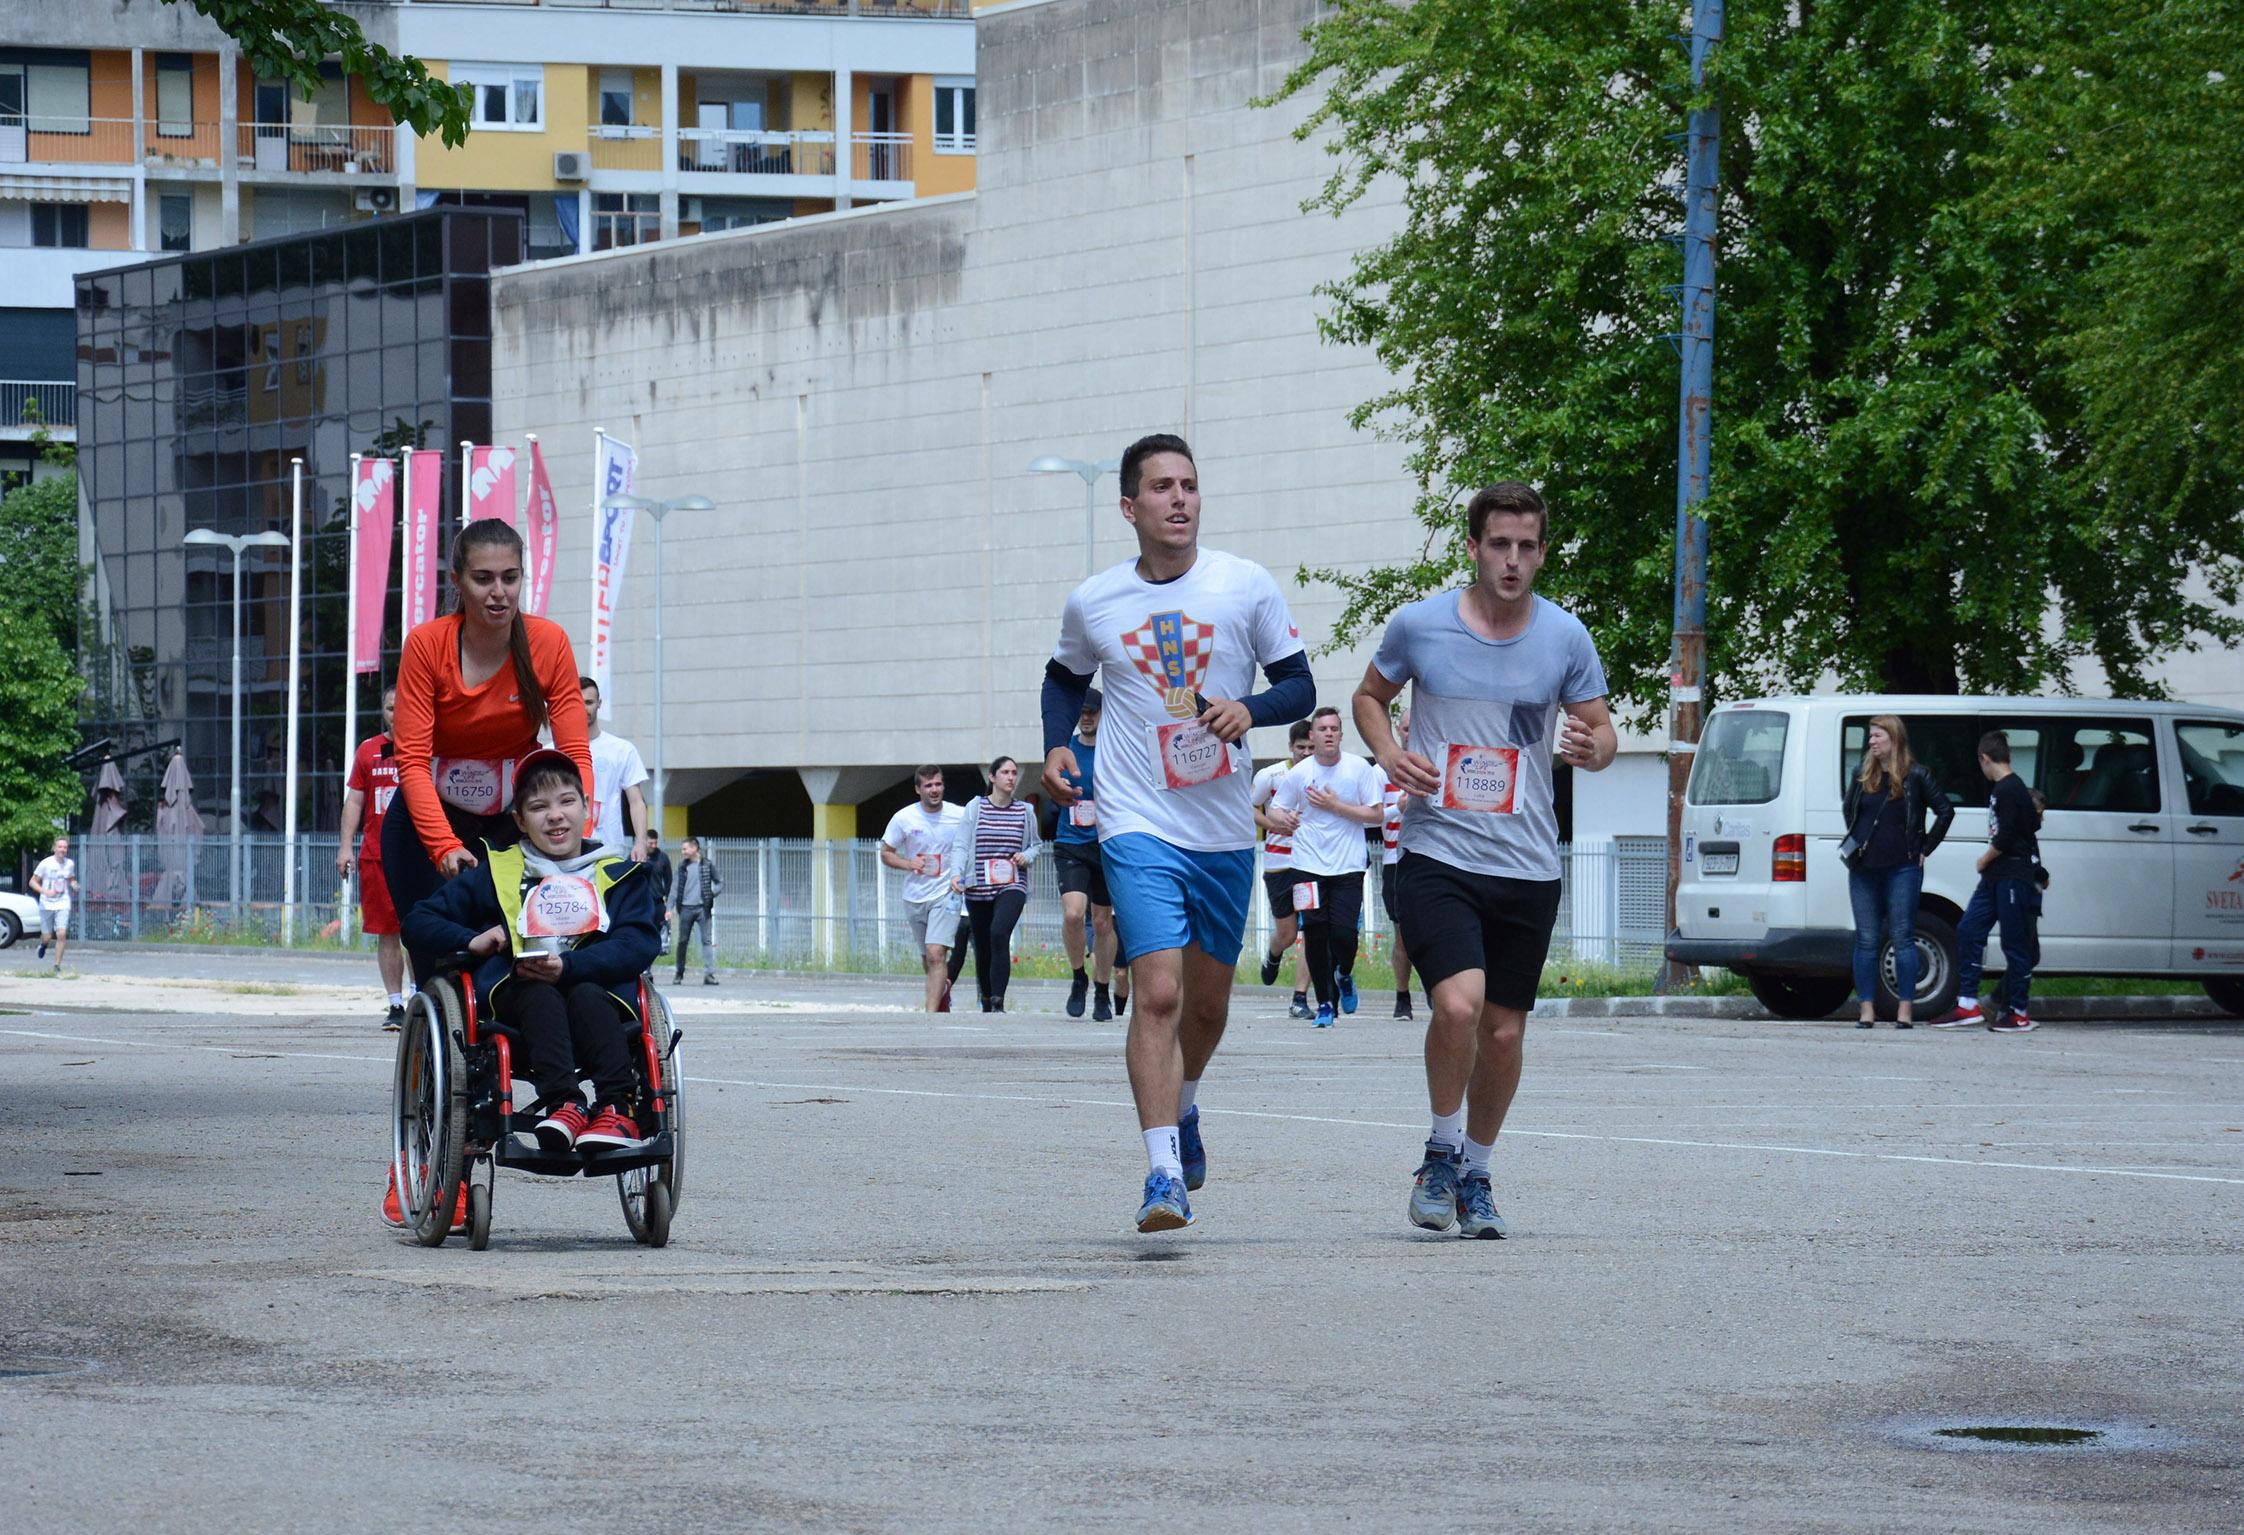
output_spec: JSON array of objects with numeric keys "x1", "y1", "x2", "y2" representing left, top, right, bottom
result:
[{"x1": 1354, "y1": 482, "x2": 1615, "y2": 1239}]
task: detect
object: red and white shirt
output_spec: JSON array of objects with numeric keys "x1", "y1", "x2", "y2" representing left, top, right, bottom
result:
[
  {"x1": 1251, "y1": 760, "x2": 1295, "y2": 871},
  {"x1": 1377, "y1": 769, "x2": 1406, "y2": 866},
  {"x1": 347, "y1": 733, "x2": 401, "y2": 864}
]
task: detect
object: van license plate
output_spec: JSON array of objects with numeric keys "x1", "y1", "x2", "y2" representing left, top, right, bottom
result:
[{"x1": 1703, "y1": 851, "x2": 1739, "y2": 876}]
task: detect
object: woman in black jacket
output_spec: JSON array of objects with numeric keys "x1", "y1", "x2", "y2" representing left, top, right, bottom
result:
[{"x1": 1842, "y1": 715, "x2": 1955, "y2": 1027}]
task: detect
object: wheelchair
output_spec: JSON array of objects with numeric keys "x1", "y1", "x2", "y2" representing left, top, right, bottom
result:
[{"x1": 389, "y1": 956, "x2": 683, "y2": 1250}]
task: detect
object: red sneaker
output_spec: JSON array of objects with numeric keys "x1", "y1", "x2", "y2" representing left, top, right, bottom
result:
[
  {"x1": 381, "y1": 1167, "x2": 404, "y2": 1228},
  {"x1": 575, "y1": 1104, "x2": 645, "y2": 1152},
  {"x1": 450, "y1": 1184, "x2": 469, "y2": 1233},
  {"x1": 1928, "y1": 1001, "x2": 1984, "y2": 1029},
  {"x1": 1988, "y1": 1013, "x2": 2037, "y2": 1033},
  {"x1": 534, "y1": 1099, "x2": 591, "y2": 1152}
]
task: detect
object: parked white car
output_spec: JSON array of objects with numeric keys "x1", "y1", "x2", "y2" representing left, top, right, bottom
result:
[
  {"x1": 1666, "y1": 694, "x2": 2244, "y2": 1018},
  {"x1": 0, "y1": 887, "x2": 37, "y2": 948}
]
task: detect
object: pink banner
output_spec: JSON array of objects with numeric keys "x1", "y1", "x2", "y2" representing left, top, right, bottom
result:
[
  {"x1": 403, "y1": 449, "x2": 443, "y2": 631},
  {"x1": 524, "y1": 438, "x2": 559, "y2": 615},
  {"x1": 468, "y1": 444, "x2": 519, "y2": 528},
  {"x1": 350, "y1": 459, "x2": 396, "y2": 673}
]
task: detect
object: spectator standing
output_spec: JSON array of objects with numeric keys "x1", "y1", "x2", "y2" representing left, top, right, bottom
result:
[
  {"x1": 339, "y1": 684, "x2": 411, "y2": 1028},
  {"x1": 948, "y1": 755, "x2": 1041, "y2": 1013},
  {"x1": 32, "y1": 833, "x2": 77, "y2": 972},
  {"x1": 669, "y1": 835, "x2": 722, "y2": 986},
  {"x1": 881, "y1": 766, "x2": 968, "y2": 1012},
  {"x1": 1841, "y1": 714, "x2": 1953, "y2": 1029},
  {"x1": 578, "y1": 676, "x2": 651, "y2": 859},
  {"x1": 642, "y1": 831, "x2": 675, "y2": 955},
  {"x1": 1935, "y1": 731, "x2": 2043, "y2": 1033}
]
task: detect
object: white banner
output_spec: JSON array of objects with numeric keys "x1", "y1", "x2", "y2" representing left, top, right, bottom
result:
[{"x1": 588, "y1": 432, "x2": 639, "y2": 699}]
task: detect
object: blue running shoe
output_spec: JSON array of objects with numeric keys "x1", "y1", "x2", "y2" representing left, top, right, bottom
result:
[
  {"x1": 1456, "y1": 1171, "x2": 1507, "y2": 1239},
  {"x1": 1178, "y1": 1106, "x2": 1206, "y2": 1191},
  {"x1": 1409, "y1": 1139, "x2": 1462, "y2": 1231},
  {"x1": 1338, "y1": 972, "x2": 1358, "y2": 1015},
  {"x1": 1313, "y1": 1002, "x2": 1335, "y2": 1028},
  {"x1": 1136, "y1": 1171, "x2": 1193, "y2": 1232}
]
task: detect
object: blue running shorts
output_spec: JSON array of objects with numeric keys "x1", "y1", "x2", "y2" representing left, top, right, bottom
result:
[{"x1": 1101, "y1": 833, "x2": 1256, "y2": 966}]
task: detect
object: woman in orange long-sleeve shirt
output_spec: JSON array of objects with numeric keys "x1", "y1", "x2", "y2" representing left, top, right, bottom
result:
[{"x1": 382, "y1": 518, "x2": 594, "y2": 980}]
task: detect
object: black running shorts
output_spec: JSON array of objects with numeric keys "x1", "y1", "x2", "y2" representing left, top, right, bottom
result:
[
  {"x1": 1262, "y1": 868, "x2": 1297, "y2": 921},
  {"x1": 1379, "y1": 861, "x2": 1400, "y2": 923},
  {"x1": 1394, "y1": 851, "x2": 1561, "y2": 1012},
  {"x1": 1054, "y1": 840, "x2": 1110, "y2": 907}
]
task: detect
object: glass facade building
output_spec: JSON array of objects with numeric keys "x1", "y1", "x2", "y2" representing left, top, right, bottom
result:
[{"x1": 74, "y1": 208, "x2": 521, "y2": 835}]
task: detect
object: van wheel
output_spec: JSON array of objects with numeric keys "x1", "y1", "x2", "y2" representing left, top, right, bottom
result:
[
  {"x1": 1745, "y1": 973, "x2": 1852, "y2": 1020},
  {"x1": 2205, "y1": 979, "x2": 2244, "y2": 1017},
  {"x1": 1877, "y1": 913, "x2": 1959, "y2": 1022}
]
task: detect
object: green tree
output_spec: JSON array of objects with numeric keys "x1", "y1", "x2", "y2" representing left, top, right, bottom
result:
[
  {"x1": 168, "y1": 0, "x2": 471, "y2": 146},
  {"x1": 1268, "y1": 0, "x2": 2244, "y2": 716},
  {"x1": 0, "y1": 604, "x2": 84, "y2": 857},
  {"x1": 0, "y1": 464, "x2": 80, "y2": 655}
]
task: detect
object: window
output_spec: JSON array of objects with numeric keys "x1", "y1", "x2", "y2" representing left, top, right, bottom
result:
[
  {"x1": 2177, "y1": 721, "x2": 2244, "y2": 818},
  {"x1": 159, "y1": 192, "x2": 192, "y2": 251},
  {"x1": 451, "y1": 64, "x2": 543, "y2": 131},
  {"x1": 289, "y1": 65, "x2": 348, "y2": 144},
  {"x1": 155, "y1": 53, "x2": 194, "y2": 138},
  {"x1": 592, "y1": 191, "x2": 658, "y2": 250},
  {"x1": 599, "y1": 70, "x2": 633, "y2": 128},
  {"x1": 23, "y1": 56, "x2": 91, "y2": 134},
  {"x1": 31, "y1": 202, "x2": 90, "y2": 248},
  {"x1": 1688, "y1": 708, "x2": 1787, "y2": 806},
  {"x1": 1840, "y1": 715, "x2": 2000, "y2": 809},
  {"x1": 933, "y1": 78, "x2": 975, "y2": 153},
  {"x1": 2040, "y1": 717, "x2": 2160, "y2": 814}
]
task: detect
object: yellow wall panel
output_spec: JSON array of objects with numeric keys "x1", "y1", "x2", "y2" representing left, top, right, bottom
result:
[{"x1": 414, "y1": 62, "x2": 589, "y2": 192}]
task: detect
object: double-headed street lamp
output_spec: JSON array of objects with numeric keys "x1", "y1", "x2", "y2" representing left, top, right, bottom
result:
[
  {"x1": 1029, "y1": 454, "x2": 1122, "y2": 579},
  {"x1": 601, "y1": 493, "x2": 715, "y2": 838},
  {"x1": 182, "y1": 526, "x2": 291, "y2": 916}
]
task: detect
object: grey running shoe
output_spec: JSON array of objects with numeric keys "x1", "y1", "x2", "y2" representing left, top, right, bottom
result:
[
  {"x1": 1408, "y1": 1140, "x2": 1462, "y2": 1231},
  {"x1": 1455, "y1": 1171, "x2": 1507, "y2": 1239}
]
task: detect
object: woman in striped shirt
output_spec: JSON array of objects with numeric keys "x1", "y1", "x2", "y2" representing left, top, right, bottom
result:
[{"x1": 947, "y1": 756, "x2": 1042, "y2": 1012}]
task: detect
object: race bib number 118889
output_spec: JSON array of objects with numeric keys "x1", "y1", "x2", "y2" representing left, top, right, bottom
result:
[{"x1": 1441, "y1": 746, "x2": 1520, "y2": 814}]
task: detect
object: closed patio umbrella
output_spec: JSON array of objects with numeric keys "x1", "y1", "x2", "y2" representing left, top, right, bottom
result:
[
  {"x1": 155, "y1": 751, "x2": 205, "y2": 913},
  {"x1": 86, "y1": 758, "x2": 129, "y2": 908}
]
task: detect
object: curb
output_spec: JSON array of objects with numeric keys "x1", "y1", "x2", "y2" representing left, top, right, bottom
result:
[{"x1": 1526, "y1": 994, "x2": 2232, "y2": 1022}]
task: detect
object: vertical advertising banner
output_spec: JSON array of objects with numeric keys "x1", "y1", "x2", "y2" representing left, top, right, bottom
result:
[
  {"x1": 587, "y1": 433, "x2": 638, "y2": 699},
  {"x1": 467, "y1": 443, "x2": 519, "y2": 528},
  {"x1": 350, "y1": 458, "x2": 396, "y2": 673},
  {"x1": 524, "y1": 437, "x2": 559, "y2": 616},
  {"x1": 403, "y1": 448, "x2": 444, "y2": 631}
]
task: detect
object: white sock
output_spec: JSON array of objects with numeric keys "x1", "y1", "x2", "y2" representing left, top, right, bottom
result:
[
  {"x1": 1462, "y1": 1135, "x2": 1494, "y2": 1178},
  {"x1": 1178, "y1": 1078, "x2": 1200, "y2": 1118},
  {"x1": 387, "y1": 992, "x2": 405, "y2": 1007},
  {"x1": 1958, "y1": 994, "x2": 1979, "y2": 1009},
  {"x1": 1429, "y1": 1109, "x2": 1466, "y2": 1152},
  {"x1": 1143, "y1": 1126, "x2": 1183, "y2": 1180}
]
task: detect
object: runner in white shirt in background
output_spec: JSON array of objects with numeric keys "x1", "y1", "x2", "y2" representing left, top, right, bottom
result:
[
  {"x1": 880, "y1": 766, "x2": 968, "y2": 1012},
  {"x1": 578, "y1": 676, "x2": 651, "y2": 859},
  {"x1": 1269, "y1": 707, "x2": 1385, "y2": 1027},
  {"x1": 1376, "y1": 705, "x2": 1415, "y2": 1019},
  {"x1": 1252, "y1": 718, "x2": 1315, "y2": 1018},
  {"x1": 32, "y1": 833, "x2": 77, "y2": 972}
]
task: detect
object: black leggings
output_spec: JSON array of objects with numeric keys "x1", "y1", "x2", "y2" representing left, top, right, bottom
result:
[
  {"x1": 382, "y1": 800, "x2": 516, "y2": 984},
  {"x1": 1299, "y1": 871, "x2": 1365, "y2": 1007},
  {"x1": 492, "y1": 977, "x2": 637, "y2": 1109},
  {"x1": 966, "y1": 889, "x2": 1027, "y2": 1006}
]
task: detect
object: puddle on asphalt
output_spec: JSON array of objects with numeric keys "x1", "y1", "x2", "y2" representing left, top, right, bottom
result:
[
  {"x1": 1937, "y1": 1425, "x2": 2102, "y2": 1446},
  {"x1": 0, "y1": 1353, "x2": 97, "y2": 1382},
  {"x1": 1892, "y1": 1415, "x2": 2171, "y2": 1454}
]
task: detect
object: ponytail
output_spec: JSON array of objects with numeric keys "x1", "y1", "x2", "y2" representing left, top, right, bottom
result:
[{"x1": 451, "y1": 516, "x2": 548, "y2": 733}]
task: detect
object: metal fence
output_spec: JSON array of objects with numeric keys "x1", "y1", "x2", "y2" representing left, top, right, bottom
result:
[{"x1": 64, "y1": 833, "x2": 1672, "y2": 969}]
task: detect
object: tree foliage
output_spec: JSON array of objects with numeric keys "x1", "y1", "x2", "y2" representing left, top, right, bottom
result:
[
  {"x1": 0, "y1": 466, "x2": 84, "y2": 855},
  {"x1": 1268, "y1": 0, "x2": 2244, "y2": 718},
  {"x1": 0, "y1": 466, "x2": 80, "y2": 655},
  {"x1": 168, "y1": 0, "x2": 471, "y2": 146}
]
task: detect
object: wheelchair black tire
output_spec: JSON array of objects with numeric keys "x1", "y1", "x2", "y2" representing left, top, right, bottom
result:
[
  {"x1": 466, "y1": 1180, "x2": 492, "y2": 1251},
  {"x1": 393, "y1": 984, "x2": 466, "y2": 1248},
  {"x1": 619, "y1": 990, "x2": 680, "y2": 1246}
]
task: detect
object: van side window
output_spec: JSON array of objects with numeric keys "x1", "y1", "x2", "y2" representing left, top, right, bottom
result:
[
  {"x1": 2039, "y1": 718, "x2": 2159, "y2": 813},
  {"x1": 1840, "y1": 715, "x2": 1993, "y2": 809},
  {"x1": 2176, "y1": 722, "x2": 2244, "y2": 818},
  {"x1": 1688, "y1": 710, "x2": 1786, "y2": 805}
]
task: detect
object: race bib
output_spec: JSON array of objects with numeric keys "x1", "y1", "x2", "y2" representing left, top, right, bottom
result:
[
  {"x1": 1149, "y1": 720, "x2": 1236, "y2": 791},
  {"x1": 980, "y1": 858, "x2": 1018, "y2": 887},
  {"x1": 372, "y1": 785, "x2": 396, "y2": 817},
  {"x1": 1292, "y1": 880, "x2": 1321, "y2": 912},
  {"x1": 921, "y1": 851, "x2": 944, "y2": 878},
  {"x1": 1441, "y1": 745, "x2": 1520, "y2": 814},
  {"x1": 1070, "y1": 800, "x2": 1099, "y2": 828},
  {"x1": 519, "y1": 874, "x2": 608, "y2": 940},
  {"x1": 433, "y1": 755, "x2": 509, "y2": 815}
]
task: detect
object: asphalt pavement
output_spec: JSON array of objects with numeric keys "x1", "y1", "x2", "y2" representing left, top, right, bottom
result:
[{"x1": 2, "y1": 945, "x2": 2240, "y2": 1531}]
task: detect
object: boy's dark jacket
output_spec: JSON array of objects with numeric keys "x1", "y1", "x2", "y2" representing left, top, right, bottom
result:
[{"x1": 401, "y1": 842, "x2": 661, "y2": 1020}]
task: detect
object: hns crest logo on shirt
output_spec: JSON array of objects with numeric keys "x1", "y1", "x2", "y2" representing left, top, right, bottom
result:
[{"x1": 1121, "y1": 611, "x2": 1215, "y2": 720}]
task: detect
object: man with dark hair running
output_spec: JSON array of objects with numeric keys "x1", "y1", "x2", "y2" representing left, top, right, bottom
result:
[
  {"x1": 1042, "y1": 432, "x2": 1315, "y2": 1232},
  {"x1": 1270, "y1": 705, "x2": 1384, "y2": 1027},
  {"x1": 1355, "y1": 482, "x2": 1614, "y2": 1240},
  {"x1": 1053, "y1": 689, "x2": 1123, "y2": 1021},
  {"x1": 881, "y1": 764, "x2": 967, "y2": 1012},
  {"x1": 1252, "y1": 718, "x2": 1315, "y2": 1017}
]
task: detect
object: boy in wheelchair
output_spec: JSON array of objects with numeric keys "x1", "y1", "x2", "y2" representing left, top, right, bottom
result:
[{"x1": 401, "y1": 747, "x2": 662, "y2": 1154}]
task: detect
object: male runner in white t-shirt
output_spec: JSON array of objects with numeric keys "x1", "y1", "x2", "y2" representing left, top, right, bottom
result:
[
  {"x1": 1252, "y1": 718, "x2": 1315, "y2": 1017},
  {"x1": 880, "y1": 765, "x2": 968, "y2": 1012},
  {"x1": 1042, "y1": 433, "x2": 1315, "y2": 1233},
  {"x1": 1376, "y1": 704, "x2": 1414, "y2": 1019},
  {"x1": 32, "y1": 834, "x2": 77, "y2": 972},
  {"x1": 1356, "y1": 482, "x2": 1614, "y2": 1240},
  {"x1": 1269, "y1": 706, "x2": 1384, "y2": 1026},
  {"x1": 578, "y1": 677, "x2": 651, "y2": 859}
]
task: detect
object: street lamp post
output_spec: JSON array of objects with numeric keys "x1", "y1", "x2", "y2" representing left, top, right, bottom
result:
[
  {"x1": 183, "y1": 527, "x2": 291, "y2": 921},
  {"x1": 601, "y1": 493, "x2": 715, "y2": 841},
  {"x1": 1029, "y1": 454, "x2": 1123, "y2": 579}
]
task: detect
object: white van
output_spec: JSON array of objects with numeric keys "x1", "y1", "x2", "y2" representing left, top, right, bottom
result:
[{"x1": 1665, "y1": 695, "x2": 2244, "y2": 1019}]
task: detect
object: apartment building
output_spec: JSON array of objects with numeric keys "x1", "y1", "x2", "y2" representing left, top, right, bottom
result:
[{"x1": 4, "y1": 0, "x2": 975, "y2": 485}]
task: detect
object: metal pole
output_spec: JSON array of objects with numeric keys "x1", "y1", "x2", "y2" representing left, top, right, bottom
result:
[
  {"x1": 652, "y1": 505, "x2": 665, "y2": 841},
  {"x1": 282, "y1": 458, "x2": 303, "y2": 944},
  {"x1": 228, "y1": 543, "x2": 244, "y2": 920},
  {"x1": 342, "y1": 454, "x2": 361, "y2": 942},
  {"x1": 1083, "y1": 473, "x2": 1095, "y2": 580},
  {"x1": 1663, "y1": 0, "x2": 1722, "y2": 986}
]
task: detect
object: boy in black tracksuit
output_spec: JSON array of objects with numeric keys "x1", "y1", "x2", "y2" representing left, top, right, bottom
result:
[
  {"x1": 1939, "y1": 729, "x2": 2043, "y2": 1032},
  {"x1": 402, "y1": 747, "x2": 661, "y2": 1150}
]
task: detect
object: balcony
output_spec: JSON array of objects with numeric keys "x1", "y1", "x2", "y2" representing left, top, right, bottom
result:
[
  {"x1": 586, "y1": 127, "x2": 906, "y2": 192},
  {"x1": 851, "y1": 132, "x2": 912, "y2": 186},
  {"x1": 236, "y1": 123, "x2": 399, "y2": 177},
  {"x1": 404, "y1": 1, "x2": 970, "y2": 16},
  {"x1": 1, "y1": 381, "x2": 75, "y2": 434},
  {"x1": 0, "y1": 118, "x2": 395, "y2": 177},
  {"x1": 679, "y1": 128, "x2": 837, "y2": 178}
]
